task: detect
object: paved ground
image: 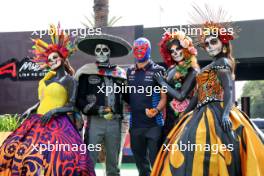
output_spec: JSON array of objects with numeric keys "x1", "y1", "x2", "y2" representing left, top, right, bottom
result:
[{"x1": 95, "y1": 163, "x2": 138, "y2": 176}]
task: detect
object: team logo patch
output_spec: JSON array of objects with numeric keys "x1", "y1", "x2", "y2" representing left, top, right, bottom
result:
[
  {"x1": 86, "y1": 94, "x2": 97, "y2": 103},
  {"x1": 88, "y1": 75, "x2": 101, "y2": 84},
  {"x1": 145, "y1": 71, "x2": 154, "y2": 75},
  {"x1": 131, "y1": 70, "x2": 135, "y2": 75}
]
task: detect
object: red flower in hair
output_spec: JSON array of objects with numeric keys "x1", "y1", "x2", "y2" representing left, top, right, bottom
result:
[
  {"x1": 219, "y1": 32, "x2": 234, "y2": 44},
  {"x1": 159, "y1": 33, "x2": 174, "y2": 67},
  {"x1": 159, "y1": 32, "x2": 197, "y2": 67}
]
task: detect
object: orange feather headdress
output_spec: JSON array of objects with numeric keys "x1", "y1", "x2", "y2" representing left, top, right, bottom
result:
[{"x1": 31, "y1": 23, "x2": 76, "y2": 67}]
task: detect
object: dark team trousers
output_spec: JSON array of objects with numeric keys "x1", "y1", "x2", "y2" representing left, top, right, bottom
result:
[{"x1": 130, "y1": 126, "x2": 162, "y2": 176}]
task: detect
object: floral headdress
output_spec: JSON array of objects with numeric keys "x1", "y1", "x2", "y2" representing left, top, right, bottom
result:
[
  {"x1": 190, "y1": 4, "x2": 240, "y2": 47},
  {"x1": 31, "y1": 23, "x2": 76, "y2": 68},
  {"x1": 159, "y1": 31, "x2": 197, "y2": 67}
]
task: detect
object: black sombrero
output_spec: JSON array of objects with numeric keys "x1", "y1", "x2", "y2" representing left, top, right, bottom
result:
[{"x1": 78, "y1": 34, "x2": 132, "y2": 57}]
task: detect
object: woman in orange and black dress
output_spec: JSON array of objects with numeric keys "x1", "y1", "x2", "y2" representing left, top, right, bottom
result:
[{"x1": 151, "y1": 7, "x2": 264, "y2": 176}]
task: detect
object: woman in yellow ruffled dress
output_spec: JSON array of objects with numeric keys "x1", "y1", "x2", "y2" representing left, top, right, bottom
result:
[
  {"x1": 0, "y1": 24, "x2": 95, "y2": 176},
  {"x1": 151, "y1": 6, "x2": 264, "y2": 176}
]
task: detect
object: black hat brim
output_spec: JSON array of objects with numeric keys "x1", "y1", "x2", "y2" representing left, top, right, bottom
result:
[{"x1": 78, "y1": 34, "x2": 132, "y2": 58}]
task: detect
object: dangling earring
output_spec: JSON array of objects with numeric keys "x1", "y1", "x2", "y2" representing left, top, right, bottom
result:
[{"x1": 222, "y1": 46, "x2": 227, "y2": 53}]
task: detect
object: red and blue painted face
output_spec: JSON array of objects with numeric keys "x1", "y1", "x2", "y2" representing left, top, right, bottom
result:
[{"x1": 133, "y1": 38, "x2": 151, "y2": 63}]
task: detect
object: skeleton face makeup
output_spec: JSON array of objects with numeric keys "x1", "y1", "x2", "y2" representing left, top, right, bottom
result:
[
  {"x1": 94, "y1": 44, "x2": 110, "y2": 63},
  {"x1": 47, "y1": 52, "x2": 62, "y2": 70},
  {"x1": 170, "y1": 44, "x2": 184, "y2": 62},
  {"x1": 204, "y1": 36, "x2": 223, "y2": 57}
]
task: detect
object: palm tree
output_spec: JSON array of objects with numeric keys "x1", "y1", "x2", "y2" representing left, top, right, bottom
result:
[
  {"x1": 93, "y1": 0, "x2": 109, "y2": 27},
  {"x1": 82, "y1": 0, "x2": 122, "y2": 28}
]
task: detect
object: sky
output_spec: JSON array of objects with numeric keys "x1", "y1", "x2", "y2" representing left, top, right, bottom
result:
[{"x1": 0, "y1": 0, "x2": 264, "y2": 32}]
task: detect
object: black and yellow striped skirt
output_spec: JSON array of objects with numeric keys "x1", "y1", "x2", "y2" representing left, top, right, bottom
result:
[{"x1": 151, "y1": 102, "x2": 264, "y2": 176}]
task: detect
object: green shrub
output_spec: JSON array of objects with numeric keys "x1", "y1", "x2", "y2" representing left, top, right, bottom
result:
[{"x1": 0, "y1": 114, "x2": 20, "y2": 132}]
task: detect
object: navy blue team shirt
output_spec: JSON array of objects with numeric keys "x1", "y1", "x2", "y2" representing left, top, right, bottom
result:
[{"x1": 126, "y1": 60, "x2": 166, "y2": 129}]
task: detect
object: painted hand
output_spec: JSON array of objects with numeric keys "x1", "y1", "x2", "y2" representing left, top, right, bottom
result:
[
  {"x1": 145, "y1": 108, "x2": 158, "y2": 118},
  {"x1": 19, "y1": 109, "x2": 32, "y2": 123},
  {"x1": 154, "y1": 71, "x2": 165, "y2": 84},
  {"x1": 221, "y1": 115, "x2": 232, "y2": 132},
  {"x1": 41, "y1": 110, "x2": 55, "y2": 125}
]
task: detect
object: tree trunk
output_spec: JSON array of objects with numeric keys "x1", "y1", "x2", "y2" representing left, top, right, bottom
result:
[{"x1": 93, "y1": 0, "x2": 109, "y2": 27}]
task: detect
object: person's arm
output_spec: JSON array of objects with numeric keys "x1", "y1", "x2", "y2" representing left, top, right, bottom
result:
[
  {"x1": 19, "y1": 102, "x2": 40, "y2": 123},
  {"x1": 183, "y1": 94, "x2": 198, "y2": 114},
  {"x1": 75, "y1": 75, "x2": 90, "y2": 113},
  {"x1": 146, "y1": 88, "x2": 167, "y2": 118},
  {"x1": 157, "y1": 91, "x2": 167, "y2": 112},
  {"x1": 216, "y1": 63, "x2": 233, "y2": 132},
  {"x1": 154, "y1": 68, "x2": 198, "y2": 101},
  {"x1": 122, "y1": 79, "x2": 130, "y2": 104},
  {"x1": 155, "y1": 67, "x2": 167, "y2": 112}
]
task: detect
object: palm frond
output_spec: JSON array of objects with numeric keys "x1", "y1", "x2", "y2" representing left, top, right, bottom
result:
[
  {"x1": 82, "y1": 14, "x2": 122, "y2": 27},
  {"x1": 108, "y1": 16, "x2": 122, "y2": 26}
]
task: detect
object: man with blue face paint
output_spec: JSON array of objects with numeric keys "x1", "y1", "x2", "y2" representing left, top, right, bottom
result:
[{"x1": 126, "y1": 37, "x2": 167, "y2": 176}]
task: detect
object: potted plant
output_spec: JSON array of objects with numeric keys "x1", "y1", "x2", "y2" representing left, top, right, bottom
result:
[{"x1": 0, "y1": 114, "x2": 20, "y2": 145}]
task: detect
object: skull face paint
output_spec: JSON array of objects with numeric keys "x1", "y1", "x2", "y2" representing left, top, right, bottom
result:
[
  {"x1": 170, "y1": 44, "x2": 184, "y2": 62},
  {"x1": 204, "y1": 36, "x2": 223, "y2": 57},
  {"x1": 94, "y1": 44, "x2": 110, "y2": 63},
  {"x1": 133, "y1": 38, "x2": 151, "y2": 63},
  {"x1": 47, "y1": 52, "x2": 62, "y2": 70}
]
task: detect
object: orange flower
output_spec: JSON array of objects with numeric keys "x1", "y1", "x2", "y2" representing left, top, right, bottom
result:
[{"x1": 182, "y1": 48, "x2": 191, "y2": 59}]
